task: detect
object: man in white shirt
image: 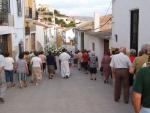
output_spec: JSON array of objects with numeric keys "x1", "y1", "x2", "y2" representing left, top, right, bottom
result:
[
  {"x1": 0, "y1": 53, "x2": 6, "y2": 103},
  {"x1": 31, "y1": 52, "x2": 42, "y2": 85},
  {"x1": 110, "y1": 47, "x2": 132, "y2": 104},
  {"x1": 59, "y1": 48, "x2": 71, "y2": 79}
]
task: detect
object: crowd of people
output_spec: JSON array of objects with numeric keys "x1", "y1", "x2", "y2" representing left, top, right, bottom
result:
[{"x1": 0, "y1": 44, "x2": 150, "y2": 113}]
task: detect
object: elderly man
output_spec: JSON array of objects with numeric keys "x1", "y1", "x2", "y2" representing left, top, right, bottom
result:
[
  {"x1": 132, "y1": 44, "x2": 150, "y2": 113},
  {"x1": 110, "y1": 47, "x2": 132, "y2": 104},
  {"x1": 0, "y1": 52, "x2": 6, "y2": 103}
]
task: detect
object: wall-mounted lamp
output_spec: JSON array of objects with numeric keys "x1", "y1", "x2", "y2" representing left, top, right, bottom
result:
[{"x1": 115, "y1": 34, "x2": 118, "y2": 42}]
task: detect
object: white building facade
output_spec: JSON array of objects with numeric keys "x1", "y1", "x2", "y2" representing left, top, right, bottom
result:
[
  {"x1": 0, "y1": 0, "x2": 24, "y2": 57},
  {"x1": 110, "y1": 0, "x2": 150, "y2": 52}
]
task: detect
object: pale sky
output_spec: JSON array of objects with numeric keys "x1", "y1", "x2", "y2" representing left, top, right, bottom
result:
[{"x1": 36, "y1": 0, "x2": 112, "y2": 17}]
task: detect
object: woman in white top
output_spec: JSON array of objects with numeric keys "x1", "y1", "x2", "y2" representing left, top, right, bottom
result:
[
  {"x1": 31, "y1": 52, "x2": 42, "y2": 85},
  {"x1": 4, "y1": 52, "x2": 14, "y2": 88}
]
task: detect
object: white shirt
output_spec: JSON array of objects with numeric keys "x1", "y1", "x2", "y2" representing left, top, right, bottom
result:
[
  {"x1": 4, "y1": 57, "x2": 14, "y2": 70},
  {"x1": 31, "y1": 56, "x2": 42, "y2": 67},
  {"x1": 0, "y1": 55, "x2": 5, "y2": 67},
  {"x1": 59, "y1": 52, "x2": 70, "y2": 62},
  {"x1": 110, "y1": 52, "x2": 131, "y2": 68}
]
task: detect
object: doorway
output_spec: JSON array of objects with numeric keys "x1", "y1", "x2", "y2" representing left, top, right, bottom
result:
[
  {"x1": 130, "y1": 9, "x2": 139, "y2": 54},
  {"x1": 104, "y1": 39, "x2": 109, "y2": 53}
]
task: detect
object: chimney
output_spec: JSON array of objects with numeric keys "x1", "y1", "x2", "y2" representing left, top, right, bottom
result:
[{"x1": 94, "y1": 12, "x2": 100, "y2": 32}]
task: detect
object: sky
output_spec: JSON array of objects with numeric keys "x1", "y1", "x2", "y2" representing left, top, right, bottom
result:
[{"x1": 36, "y1": 0, "x2": 112, "y2": 17}]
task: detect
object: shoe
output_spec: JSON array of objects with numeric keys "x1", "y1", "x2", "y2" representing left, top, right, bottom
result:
[
  {"x1": 104, "y1": 80, "x2": 106, "y2": 84},
  {"x1": 94, "y1": 78, "x2": 97, "y2": 80},
  {"x1": 0, "y1": 98, "x2": 5, "y2": 103},
  {"x1": 66, "y1": 76, "x2": 69, "y2": 79},
  {"x1": 114, "y1": 99, "x2": 119, "y2": 102},
  {"x1": 90, "y1": 78, "x2": 93, "y2": 80}
]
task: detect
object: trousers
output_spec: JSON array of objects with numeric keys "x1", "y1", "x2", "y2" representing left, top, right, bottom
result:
[{"x1": 114, "y1": 68, "x2": 129, "y2": 102}]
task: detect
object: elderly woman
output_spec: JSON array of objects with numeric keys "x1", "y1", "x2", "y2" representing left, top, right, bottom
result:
[
  {"x1": 89, "y1": 52, "x2": 98, "y2": 80},
  {"x1": 101, "y1": 50, "x2": 111, "y2": 83}
]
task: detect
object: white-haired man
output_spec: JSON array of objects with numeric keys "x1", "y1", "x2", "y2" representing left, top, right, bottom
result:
[{"x1": 110, "y1": 47, "x2": 132, "y2": 104}]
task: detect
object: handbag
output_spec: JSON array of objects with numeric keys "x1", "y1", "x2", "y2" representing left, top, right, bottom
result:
[{"x1": 100, "y1": 66, "x2": 103, "y2": 72}]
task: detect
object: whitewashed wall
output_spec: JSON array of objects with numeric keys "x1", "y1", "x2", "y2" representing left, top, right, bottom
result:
[
  {"x1": 84, "y1": 33, "x2": 104, "y2": 68},
  {"x1": 36, "y1": 25, "x2": 45, "y2": 51},
  {"x1": 110, "y1": 0, "x2": 150, "y2": 51},
  {"x1": 10, "y1": 0, "x2": 24, "y2": 51}
]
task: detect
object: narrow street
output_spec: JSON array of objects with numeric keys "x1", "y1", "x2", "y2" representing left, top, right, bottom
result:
[{"x1": 0, "y1": 67, "x2": 134, "y2": 113}]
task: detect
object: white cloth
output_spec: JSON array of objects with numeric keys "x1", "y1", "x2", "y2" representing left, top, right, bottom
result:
[
  {"x1": 110, "y1": 52, "x2": 131, "y2": 68},
  {"x1": 59, "y1": 52, "x2": 70, "y2": 77},
  {"x1": 4, "y1": 57, "x2": 14, "y2": 70},
  {"x1": 31, "y1": 57, "x2": 42, "y2": 68}
]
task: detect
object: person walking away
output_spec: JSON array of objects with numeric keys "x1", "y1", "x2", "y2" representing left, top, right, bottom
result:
[
  {"x1": 39, "y1": 51, "x2": 46, "y2": 74},
  {"x1": 59, "y1": 48, "x2": 71, "y2": 79},
  {"x1": 131, "y1": 44, "x2": 149, "y2": 74},
  {"x1": 110, "y1": 47, "x2": 132, "y2": 104},
  {"x1": 16, "y1": 53, "x2": 29, "y2": 88},
  {"x1": 73, "y1": 51, "x2": 78, "y2": 67},
  {"x1": 0, "y1": 53, "x2": 6, "y2": 103},
  {"x1": 82, "y1": 50, "x2": 89, "y2": 74},
  {"x1": 77, "y1": 50, "x2": 82, "y2": 70},
  {"x1": 101, "y1": 50, "x2": 111, "y2": 84},
  {"x1": 89, "y1": 52, "x2": 98, "y2": 80},
  {"x1": 31, "y1": 52, "x2": 42, "y2": 85},
  {"x1": 4, "y1": 52, "x2": 15, "y2": 88},
  {"x1": 129, "y1": 49, "x2": 136, "y2": 87},
  {"x1": 46, "y1": 51, "x2": 56, "y2": 79},
  {"x1": 132, "y1": 45, "x2": 150, "y2": 113},
  {"x1": 24, "y1": 51, "x2": 31, "y2": 76}
]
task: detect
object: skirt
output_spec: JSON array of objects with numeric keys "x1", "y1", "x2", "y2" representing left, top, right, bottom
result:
[{"x1": 32, "y1": 67, "x2": 42, "y2": 80}]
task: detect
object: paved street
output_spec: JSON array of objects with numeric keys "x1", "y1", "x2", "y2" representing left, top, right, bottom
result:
[{"x1": 0, "y1": 67, "x2": 134, "y2": 113}]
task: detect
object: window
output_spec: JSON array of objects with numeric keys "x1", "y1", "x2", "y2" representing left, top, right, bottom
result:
[
  {"x1": 0, "y1": 0, "x2": 9, "y2": 25},
  {"x1": 16, "y1": 0, "x2": 22, "y2": 17},
  {"x1": 92, "y1": 42, "x2": 95, "y2": 51}
]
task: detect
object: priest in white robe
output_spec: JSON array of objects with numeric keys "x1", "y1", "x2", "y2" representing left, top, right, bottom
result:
[{"x1": 59, "y1": 48, "x2": 71, "y2": 78}]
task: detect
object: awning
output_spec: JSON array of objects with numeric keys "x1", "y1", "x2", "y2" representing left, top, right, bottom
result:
[{"x1": 85, "y1": 29, "x2": 112, "y2": 39}]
